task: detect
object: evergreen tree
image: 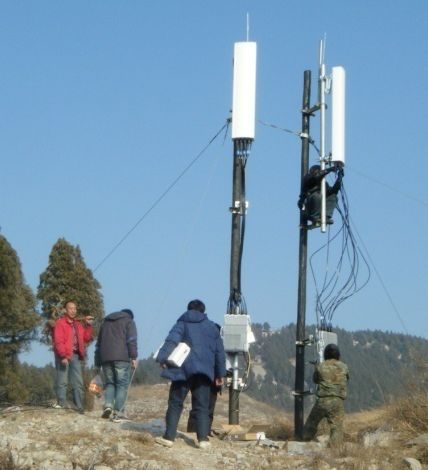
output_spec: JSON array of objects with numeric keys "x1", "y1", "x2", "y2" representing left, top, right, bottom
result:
[
  {"x1": 0, "y1": 235, "x2": 39, "y2": 358},
  {"x1": 37, "y1": 238, "x2": 104, "y2": 340},
  {"x1": 0, "y1": 235, "x2": 39, "y2": 402}
]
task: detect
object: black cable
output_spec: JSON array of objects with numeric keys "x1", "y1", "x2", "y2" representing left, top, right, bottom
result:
[
  {"x1": 93, "y1": 120, "x2": 230, "y2": 272},
  {"x1": 309, "y1": 180, "x2": 371, "y2": 328}
]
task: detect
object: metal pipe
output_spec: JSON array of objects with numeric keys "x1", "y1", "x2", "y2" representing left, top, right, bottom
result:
[{"x1": 229, "y1": 354, "x2": 240, "y2": 424}]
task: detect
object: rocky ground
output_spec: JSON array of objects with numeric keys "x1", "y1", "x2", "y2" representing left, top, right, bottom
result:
[{"x1": 1, "y1": 384, "x2": 427, "y2": 469}]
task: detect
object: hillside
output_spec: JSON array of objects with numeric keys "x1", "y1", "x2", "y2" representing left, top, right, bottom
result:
[
  {"x1": 1, "y1": 384, "x2": 427, "y2": 469},
  {"x1": 136, "y1": 325, "x2": 428, "y2": 413},
  {"x1": 246, "y1": 324, "x2": 428, "y2": 412}
]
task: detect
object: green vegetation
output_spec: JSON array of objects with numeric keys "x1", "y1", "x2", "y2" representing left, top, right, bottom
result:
[
  {"x1": 247, "y1": 323, "x2": 428, "y2": 412},
  {"x1": 133, "y1": 356, "x2": 167, "y2": 385},
  {"x1": 0, "y1": 235, "x2": 40, "y2": 403},
  {"x1": 126, "y1": 323, "x2": 428, "y2": 413},
  {"x1": 0, "y1": 232, "x2": 426, "y2": 414},
  {"x1": 0, "y1": 235, "x2": 104, "y2": 407}
]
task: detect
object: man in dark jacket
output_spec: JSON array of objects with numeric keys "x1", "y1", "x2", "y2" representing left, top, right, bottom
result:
[
  {"x1": 155, "y1": 299, "x2": 226, "y2": 450},
  {"x1": 298, "y1": 164, "x2": 344, "y2": 226},
  {"x1": 94, "y1": 309, "x2": 138, "y2": 421}
]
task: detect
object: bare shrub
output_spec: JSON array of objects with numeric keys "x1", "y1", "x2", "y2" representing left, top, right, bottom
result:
[
  {"x1": 389, "y1": 390, "x2": 428, "y2": 436},
  {"x1": 416, "y1": 446, "x2": 428, "y2": 464},
  {"x1": 388, "y1": 352, "x2": 428, "y2": 436},
  {"x1": 265, "y1": 418, "x2": 294, "y2": 440}
]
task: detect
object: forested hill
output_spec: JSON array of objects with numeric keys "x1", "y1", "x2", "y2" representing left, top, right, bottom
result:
[
  {"x1": 246, "y1": 323, "x2": 428, "y2": 412},
  {"x1": 136, "y1": 324, "x2": 428, "y2": 413}
]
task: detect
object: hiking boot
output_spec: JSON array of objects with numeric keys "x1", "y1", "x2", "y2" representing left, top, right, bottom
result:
[
  {"x1": 155, "y1": 436, "x2": 174, "y2": 448},
  {"x1": 198, "y1": 440, "x2": 211, "y2": 450},
  {"x1": 52, "y1": 403, "x2": 63, "y2": 409},
  {"x1": 101, "y1": 407, "x2": 112, "y2": 419}
]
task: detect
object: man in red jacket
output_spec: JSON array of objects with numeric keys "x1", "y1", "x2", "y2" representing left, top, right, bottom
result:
[{"x1": 53, "y1": 300, "x2": 94, "y2": 412}]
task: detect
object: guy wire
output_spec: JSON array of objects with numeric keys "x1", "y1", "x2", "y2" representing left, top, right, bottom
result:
[{"x1": 93, "y1": 120, "x2": 229, "y2": 272}]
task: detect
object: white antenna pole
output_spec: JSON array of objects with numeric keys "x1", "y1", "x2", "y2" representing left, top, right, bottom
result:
[
  {"x1": 246, "y1": 13, "x2": 250, "y2": 41},
  {"x1": 319, "y1": 37, "x2": 327, "y2": 233}
]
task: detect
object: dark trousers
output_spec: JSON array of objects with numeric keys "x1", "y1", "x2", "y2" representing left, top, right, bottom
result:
[
  {"x1": 164, "y1": 374, "x2": 211, "y2": 442},
  {"x1": 307, "y1": 191, "x2": 338, "y2": 220},
  {"x1": 187, "y1": 383, "x2": 219, "y2": 433}
]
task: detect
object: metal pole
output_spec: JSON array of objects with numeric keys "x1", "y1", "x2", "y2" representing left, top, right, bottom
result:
[
  {"x1": 294, "y1": 70, "x2": 312, "y2": 439},
  {"x1": 229, "y1": 354, "x2": 240, "y2": 424},
  {"x1": 228, "y1": 139, "x2": 246, "y2": 425},
  {"x1": 230, "y1": 140, "x2": 243, "y2": 304}
]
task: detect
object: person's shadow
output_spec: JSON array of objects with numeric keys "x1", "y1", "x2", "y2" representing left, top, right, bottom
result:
[{"x1": 120, "y1": 419, "x2": 198, "y2": 447}]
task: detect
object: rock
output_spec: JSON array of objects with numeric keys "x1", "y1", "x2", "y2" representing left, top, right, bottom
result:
[
  {"x1": 406, "y1": 433, "x2": 428, "y2": 447},
  {"x1": 287, "y1": 440, "x2": 323, "y2": 455},
  {"x1": 315, "y1": 434, "x2": 329, "y2": 446},
  {"x1": 403, "y1": 457, "x2": 422, "y2": 470},
  {"x1": 363, "y1": 430, "x2": 396, "y2": 448},
  {"x1": 93, "y1": 466, "x2": 113, "y2": 470},
  {"x1": 256, "y1": 438, "x2": 281, "y2": 448},
  {"x1": 111, "y1": 442, "x2": 127, "y2": 454}
]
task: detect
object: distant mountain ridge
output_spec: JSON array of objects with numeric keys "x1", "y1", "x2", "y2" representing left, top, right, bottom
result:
[
  {"x1": 246, "y1": 323, "x2": 428, "y2": 412},
  {"x1": 135, "y1": 324, "x2": 428, "y2": 413}
]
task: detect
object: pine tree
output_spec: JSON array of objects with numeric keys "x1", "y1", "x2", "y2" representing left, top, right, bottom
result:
[
  {"x1": 0, "y1": 235, "x2": 39, "y2": 358},
  {"x1": 37, "y1": 238, "x2": 104, "y2": 341},
  {"x1": 0, "y1": 235, "x2": 39, "y2": 402}
]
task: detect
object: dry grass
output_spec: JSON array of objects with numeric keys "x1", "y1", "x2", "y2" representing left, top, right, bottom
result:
[
  {"x1": 47, "y1": 430, "x2": 96, "y2": 449},
  {"x1": 129, "y1": 432, "x2": 154, "y2": 445},
  {"x1": 387, "y1": 390, "x2": 428, "y2": 436},
  {"x1": 416, "y1": 446, "x2": 428, "y2": 464},
  {"x1": 344, "y1": 406, "x2": 389, "y2": 442},
  {"x1": 0, "y1": 451, "x2": 15, "y2": 470},
  {"x1": 385, "y1": 354, "x2": 428, "y2": 437},
  {"x1": 265, "y1": 418, "x2": 294, "y2": 441}
]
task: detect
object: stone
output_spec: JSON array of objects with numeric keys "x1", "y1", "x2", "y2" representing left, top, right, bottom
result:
[
  {"x1": 363, "y1": 430, "x2": 396, "y2": 448},
  {"x1": 287, "y1": 440, "x2": 323, "y2": 455},
  {"x1": 406, "y1": 433, "x2": 428, "y2": 447},
  {"x1": 403, "y1": 457, "x2": 422, "y2": 470}
]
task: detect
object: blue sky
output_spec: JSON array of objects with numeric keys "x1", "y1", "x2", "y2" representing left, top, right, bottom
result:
[{"x1": 1, "y1": 2, "x2": 427, "y2": 366}]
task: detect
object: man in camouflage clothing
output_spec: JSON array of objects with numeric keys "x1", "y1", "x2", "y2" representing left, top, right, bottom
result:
[{"x1": 302, "y1": 343, "x2": 349, "y2": 446}]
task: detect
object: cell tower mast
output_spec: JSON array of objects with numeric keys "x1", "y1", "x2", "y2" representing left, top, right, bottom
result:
[
  {"x1": 222, "y1": 38, "x2": 257, "y2": 425},
  {"x1": 294, "y1": 39, "x2": 346, "y2": 438}
]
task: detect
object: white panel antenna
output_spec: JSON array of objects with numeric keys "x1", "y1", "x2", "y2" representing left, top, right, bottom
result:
[
  {"x1": 331, "y1": 66, "x2": 346, "y2": 165},
  {"x1": 231, "y1": 42, "x2": 257, "y2": 140}
]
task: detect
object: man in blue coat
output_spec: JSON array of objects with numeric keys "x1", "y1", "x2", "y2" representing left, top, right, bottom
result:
[{"x1": 155, "y1": 299, "x2": 226, "y2": 449}]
